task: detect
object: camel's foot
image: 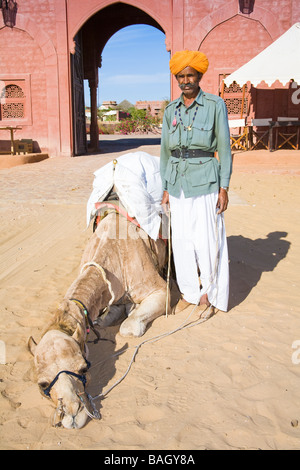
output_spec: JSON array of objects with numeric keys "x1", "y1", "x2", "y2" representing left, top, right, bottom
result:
[
  {"x1": 119, "y1": 290, "x2": 167, "y2": 337},
  {"x1": 119, "y1": 316, "x2": 146, "y2": 338}
]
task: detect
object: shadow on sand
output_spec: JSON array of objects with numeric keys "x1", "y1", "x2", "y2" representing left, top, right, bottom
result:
[
  {"x1": 83, "y1": 324, "x2": 129, "y2": 421},
  {"x1": 228, "y1": 231, "x2": 290, "y2": 310},
  {"x1": 81, "y1": 231, "x2": 291, "y2": 423}
]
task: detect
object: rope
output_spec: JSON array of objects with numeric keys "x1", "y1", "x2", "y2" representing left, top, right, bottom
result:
[
  {"x1": 89, "y1": 301, "x2": 211, "y2": 403},
  {"x1": 86, "y1": 212, "x2": 222, "y2": 412},
  {"x1": 165, "y1": 208, "x2": 172, "y2": 318}
]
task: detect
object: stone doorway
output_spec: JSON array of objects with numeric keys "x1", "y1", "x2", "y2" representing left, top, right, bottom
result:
[{"x1": 72, "y1": 2, "x2": 165, "y2": 155}]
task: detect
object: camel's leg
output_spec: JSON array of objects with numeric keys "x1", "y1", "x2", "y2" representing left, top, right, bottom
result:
[
  {"x1": 95, "y1": 304, "x2": 127, "y2": 328},
  {"x1": 119, "y1": 290, "x2": 168, "y2": 337}
]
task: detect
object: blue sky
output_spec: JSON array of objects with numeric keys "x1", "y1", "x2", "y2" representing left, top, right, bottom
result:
[{"x1": 84, "y1": 25, "x2": 170, "y2": 107}]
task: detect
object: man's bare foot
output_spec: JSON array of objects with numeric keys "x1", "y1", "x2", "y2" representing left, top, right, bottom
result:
[{"x1": 199, "y1": 293, "x2": 210, "y2": 307}]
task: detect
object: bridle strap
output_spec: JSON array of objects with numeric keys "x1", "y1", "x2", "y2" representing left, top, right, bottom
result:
[
  {"x1": 43, "y1": 370, "x2": 87, "y2": 398},
  {"x1": 70, "y1": 298, "x2": 101, "y2": 344}
]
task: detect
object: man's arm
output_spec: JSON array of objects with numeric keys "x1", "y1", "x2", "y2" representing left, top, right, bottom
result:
[
  {"x1": 216, "y1": 187, "x2": 229, "y2": 214},
  {"x1": 215, "y1": 99, "x2": 232, "y2": 213}
]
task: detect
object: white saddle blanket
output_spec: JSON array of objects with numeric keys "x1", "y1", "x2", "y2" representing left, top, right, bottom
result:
[{"x1": 86, "y1": 152, "x2": 163, "y2": 240}]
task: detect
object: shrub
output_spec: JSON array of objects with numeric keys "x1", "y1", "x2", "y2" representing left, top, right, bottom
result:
[{"x1": 115, "y1": 112, "x2": 160, "y2": 135}]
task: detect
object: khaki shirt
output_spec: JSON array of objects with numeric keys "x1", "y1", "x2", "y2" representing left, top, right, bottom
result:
[{"x1": 160, "y1": 89, "x2": 232, "y2": 198}]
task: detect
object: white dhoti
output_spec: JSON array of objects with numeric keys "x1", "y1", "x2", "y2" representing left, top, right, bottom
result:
[{"x1": 169, "y1": 190, "x2": 229, "y2": 312}]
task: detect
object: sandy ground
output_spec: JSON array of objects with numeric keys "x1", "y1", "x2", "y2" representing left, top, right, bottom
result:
[{"x1": 0, "y1": 135, "x2": 300, "y2": 450}]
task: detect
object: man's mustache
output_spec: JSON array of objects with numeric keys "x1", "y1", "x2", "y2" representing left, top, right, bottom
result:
[{"x1": 178, "y1": 82, "x2": 198, "y2": 90}]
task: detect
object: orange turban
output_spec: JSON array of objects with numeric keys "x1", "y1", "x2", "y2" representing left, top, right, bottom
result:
[{"x1": 169, "y1": 50, "x2": 209, "y2": 76}]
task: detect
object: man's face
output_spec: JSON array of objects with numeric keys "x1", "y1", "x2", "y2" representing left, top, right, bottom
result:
[{"x1": 176, "y1": 66, "x2": 202, "y2": 99}]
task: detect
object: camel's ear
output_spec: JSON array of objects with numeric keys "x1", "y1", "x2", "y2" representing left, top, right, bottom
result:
[
  {"x1": 28, "y1": 336, "x2": 37, "y2": 356},
  {"x1": 72, "y1": 324, "x2": 83, "y2": 344}
]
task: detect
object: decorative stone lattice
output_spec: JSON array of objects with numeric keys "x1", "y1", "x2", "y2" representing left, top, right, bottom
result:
[{"x1": 0, "y1": 84, "x2": 25, "y2": 119}]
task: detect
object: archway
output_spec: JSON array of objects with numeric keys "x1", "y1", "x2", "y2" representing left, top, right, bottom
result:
[
  {"x1": 71, "y1": 2, "x2": 167, "y2": 155},
  {"x1": 200, "y1": 15, "x2": 273, "y2": 95}
]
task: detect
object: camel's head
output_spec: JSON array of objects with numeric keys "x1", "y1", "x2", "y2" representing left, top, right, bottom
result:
[{"x1": 28, "y1": 328, "x2": 95, "y2": 429}]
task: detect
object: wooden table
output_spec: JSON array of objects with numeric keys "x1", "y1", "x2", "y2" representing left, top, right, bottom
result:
[{"x1": 0, "y1": 126, "x2": 22, "y2": 155}]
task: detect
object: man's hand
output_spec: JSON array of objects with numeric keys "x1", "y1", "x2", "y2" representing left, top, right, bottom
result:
[
  {"x1": 161, "y1": 190, "x2": 170, "y2": 215},
  {"x1": 216, "y1": 187, "x2": 229, "y2": 214}
]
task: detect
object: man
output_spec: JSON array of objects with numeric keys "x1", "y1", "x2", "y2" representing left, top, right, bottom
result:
[{"x1": 160, "y1": 50, "x2": 232, "y2": 313}]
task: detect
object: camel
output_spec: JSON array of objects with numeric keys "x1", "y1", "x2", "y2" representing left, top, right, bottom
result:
[{"x1": 28, "y1": 210, "x2": 174, "y2": 429}]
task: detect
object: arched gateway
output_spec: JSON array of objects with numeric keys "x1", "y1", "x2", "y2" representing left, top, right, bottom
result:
[
  {"x1": 0, "y1": 0, "x2": 297, "y2": 157},
  {"x1": 71, "y1": 2, "x2": 169, "y2": 155}
]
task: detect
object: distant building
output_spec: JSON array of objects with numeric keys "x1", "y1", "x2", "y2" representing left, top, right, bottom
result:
[
  {"x1": 135, "y1": 101, "x2": 164, "y2": 117},
  {"x1": 99, "y1": 101, "x2": 117, "y2": 110},
  {"x1": 101, "y1": 110, "x2": 128, "y2": 121}
]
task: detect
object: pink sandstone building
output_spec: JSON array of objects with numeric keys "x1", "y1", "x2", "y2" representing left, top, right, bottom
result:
[
  {"x1": 135, "y1": 101, "x2": 164, "y2": 117},
  {"x1": 0, "y1": 0, "x2": 299, "y2": 156}
]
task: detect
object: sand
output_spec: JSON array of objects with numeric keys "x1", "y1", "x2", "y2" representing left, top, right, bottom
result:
[{"x1": 0, "y1": 136, "x2": 300, "y2": 450}]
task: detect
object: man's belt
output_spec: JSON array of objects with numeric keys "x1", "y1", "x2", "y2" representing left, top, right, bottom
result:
[{"x1": 171, "y1": 148, "x2": 214, "y2": 159}]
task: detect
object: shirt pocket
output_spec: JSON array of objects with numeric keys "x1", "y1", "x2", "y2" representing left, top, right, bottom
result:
[
  {"x1": 186, "y1": 158, "x2": 218, "y2": 187},
  {"x1": 168, "y1": 123, "x2": 180, "y2": 149},
  {"x1": 164, "y1": 156, "x2": 179, "y2": 185},
  {"x1": 191, "y1": 123, "x2": 214, "y2": 148}
]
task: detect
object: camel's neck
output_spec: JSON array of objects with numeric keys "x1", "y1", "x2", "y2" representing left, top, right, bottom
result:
[{"x1": 65, "y1": 264, "x2": 113, "y2": 322}]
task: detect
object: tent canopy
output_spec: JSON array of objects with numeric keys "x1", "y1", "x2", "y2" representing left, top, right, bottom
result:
[{"x1": 224, "y1": 23, "x2": 300, "y2": 88}]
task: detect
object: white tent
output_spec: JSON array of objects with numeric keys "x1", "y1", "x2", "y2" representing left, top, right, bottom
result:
[{"x1": 224, "y1": 23, "x2": 300, "y2": 88}]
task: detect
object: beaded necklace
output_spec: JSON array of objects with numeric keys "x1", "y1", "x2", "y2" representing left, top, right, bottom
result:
[{"x1": 175, "y1": 104, "x2": 199, "y2": 132}]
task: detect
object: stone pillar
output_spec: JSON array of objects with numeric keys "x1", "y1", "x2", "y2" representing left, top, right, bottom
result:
[
  {"x1": 88, "y1": 76, "x2": 99, "y2": 151},
  {"x1": 171, "y1": 0, "x2": 184, "y2": 100}
]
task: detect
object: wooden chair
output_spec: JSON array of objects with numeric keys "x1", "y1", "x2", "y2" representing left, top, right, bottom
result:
[
  {"x1": 229, "y1": 118, "x2": 248, "y2": 151},
  {"x1": 249, "y1": 119, "x2": 272, "y2": 150},
  {"x1": 14, "y1": 139, "x2": 33, "y2": 154},
  {"x1": 275, "y1": 117, "x2": 299, "y2": 150}
]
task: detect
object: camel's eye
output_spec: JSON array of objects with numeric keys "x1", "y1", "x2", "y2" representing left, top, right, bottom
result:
[
  {"x1": 38, "y1": 380, "x2": 50, "y2": 390},
  {"x1": 78, "y1": 367, "x2": 88, "y2": 375}
]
